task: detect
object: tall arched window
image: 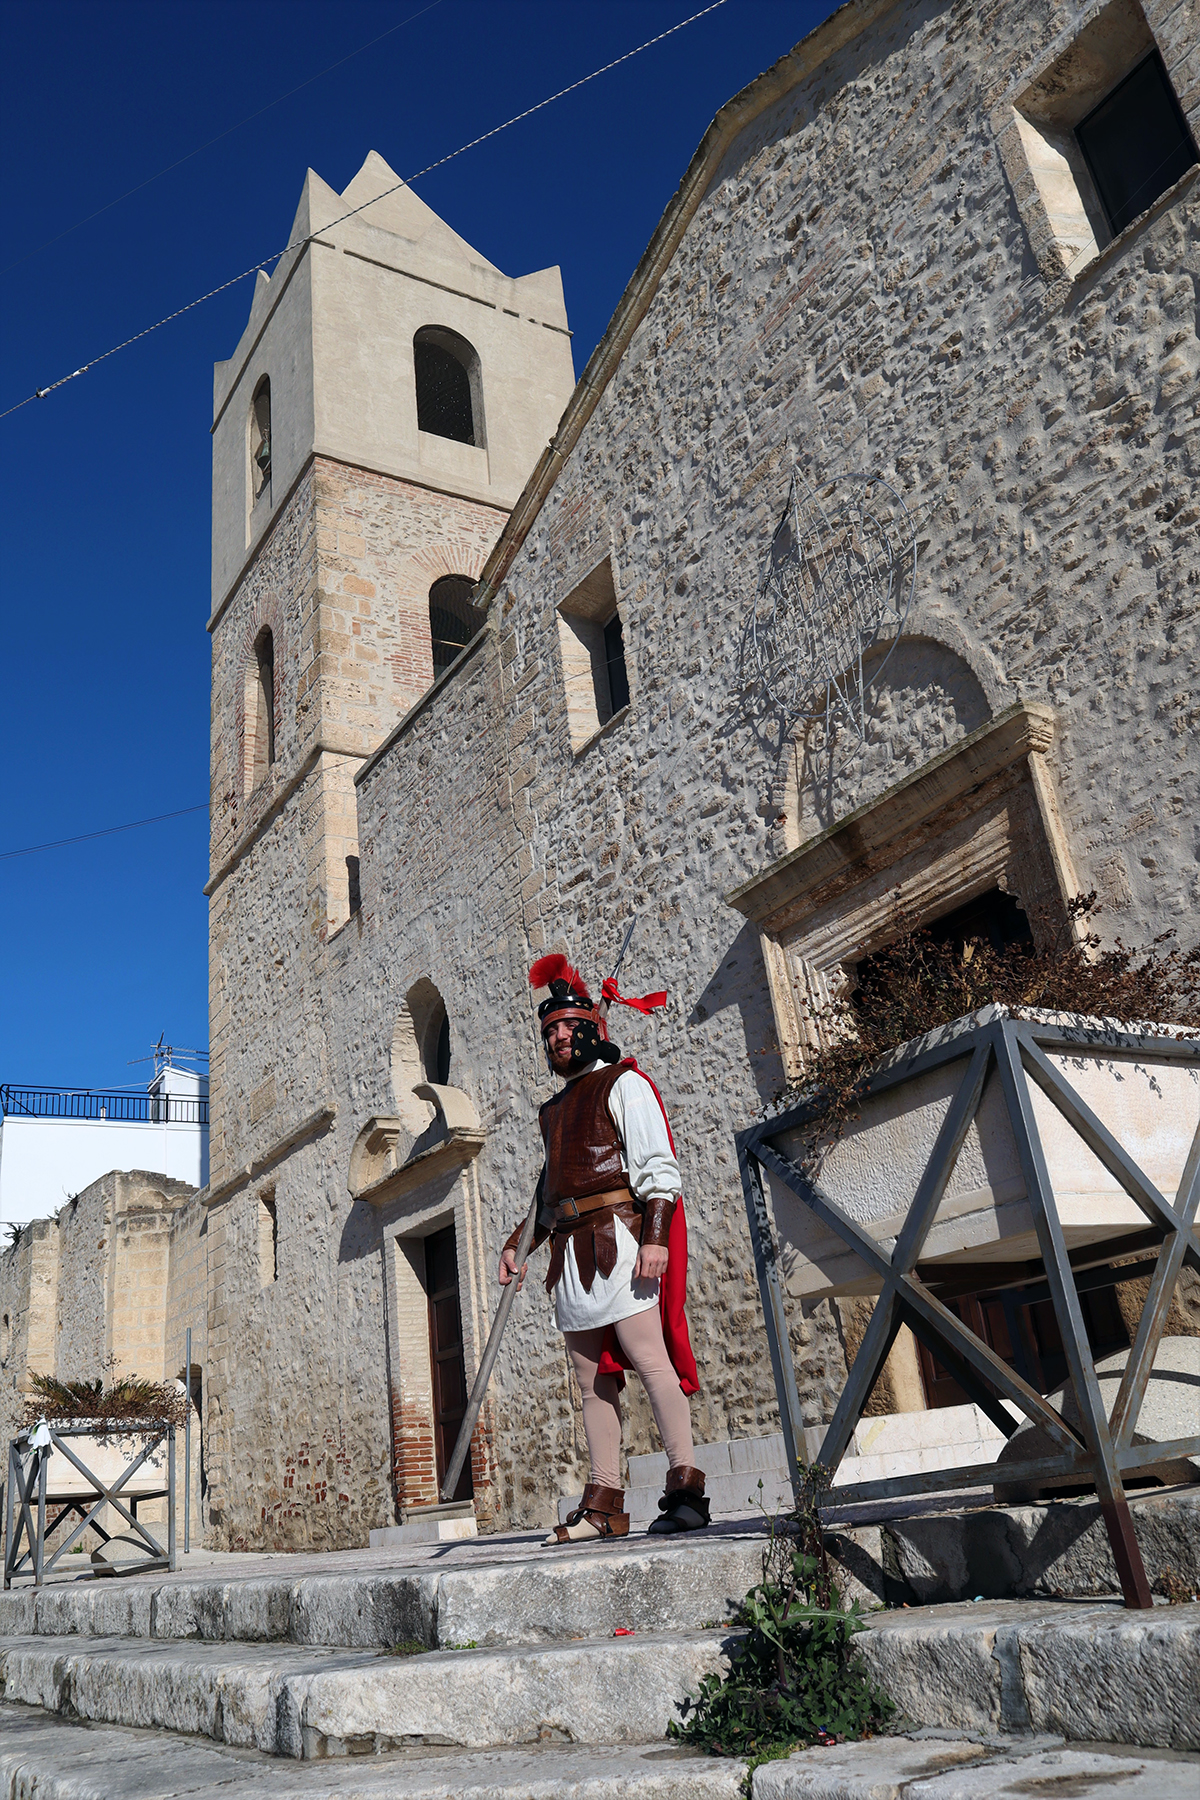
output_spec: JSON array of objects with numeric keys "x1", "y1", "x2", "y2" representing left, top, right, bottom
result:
[
  {"x1": 245, "y1": 626, "x2": 275, "y2": 793},
  {"x1": 429, "y1": 576, "x2": 485, "y2": 678},
  {"x1": 423, "y1": 994, "x2": 452, "y2": 1086},
  {"x1": 390, "y1": 979, "x2": 453, "y2": 1126},
  {"x1": 413, "y1": 327, "x2": 481, "y2": 446},
  {"x1": 250, "y1": 377, "x2": 272, "y2": 502}
]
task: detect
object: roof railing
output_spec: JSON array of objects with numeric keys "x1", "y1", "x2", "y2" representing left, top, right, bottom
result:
[{"x1": 0, "y1": 1086, "x2": 209, "y2": 1125}]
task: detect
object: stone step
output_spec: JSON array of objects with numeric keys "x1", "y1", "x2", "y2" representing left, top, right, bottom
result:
[
  {"x1": 624, "y1": 1408, "x2": 1009, "y2": 1493},
  {"x1": 0, "y1": 1533, "x2": 764, "y2": 1650},
  {"x1": 6, "y1": 1709, "x2": 1197, "y2": 1800},
  {"x1": 835, "y1": 1440, "x2": 1003, "y2": 1487},
  {"x1": 755, "y1": 1733, "x2": 1200, "y2": 1799},
  {"x1": 0, "y1": 1628, "x2": 737, "y2": 1757},
  {"x1": 3, "y1": 1596, "x2": 1197, "y2": 1760},
  {"x1": 611, "y1": 1470, "x2": 793, "y2": 1526},
  {"x1": 573, "y1": 1443, "x2": 1001, "y2": 1527},
  {"x1": 611, "y1": 1414, "x2": 1012, "y2": 1525},
  {"x1": 855, "y1": 1597, "x2": 1199, "y2": 1751},
  {"x1": 849, "y1": 1402, "x2": 1011, "y2": 1459},
  {"x1": 0, "y1": 1702, "x2": 749, "y2": 1799}
]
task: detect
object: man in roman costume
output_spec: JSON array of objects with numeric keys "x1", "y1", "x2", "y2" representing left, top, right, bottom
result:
[{"x1": 499, "y1": 955, "x2": 707, "y2": 1544}]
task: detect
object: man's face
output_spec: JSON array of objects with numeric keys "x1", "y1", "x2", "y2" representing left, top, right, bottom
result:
[{"x1": 544, "y1": 1019, "x2": 578, "y2": 1075}]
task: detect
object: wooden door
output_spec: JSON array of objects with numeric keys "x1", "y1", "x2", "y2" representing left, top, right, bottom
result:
[
  {"x1": 425, "y1": 1225, "x2": 473, "y2": 1502},
  {"x1": 916, "y1": 1284, "x2": 1129, "y2": 1408}
]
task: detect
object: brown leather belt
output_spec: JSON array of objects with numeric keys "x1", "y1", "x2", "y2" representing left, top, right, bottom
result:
[{"x1": 548, "y1": 1187, "x2": 632, "y2": 1229}]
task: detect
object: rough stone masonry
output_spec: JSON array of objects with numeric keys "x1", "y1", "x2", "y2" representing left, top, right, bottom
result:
[{"x1": 43, "y1": 0, "x2": 1198, "y2": 1551}]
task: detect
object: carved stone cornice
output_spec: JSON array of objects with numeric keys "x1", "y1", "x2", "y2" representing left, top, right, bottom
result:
[
  {"x1": 202, "y1": 1104, "x2": 337, "y2": 1209},
  {"x1": 356, "y1": 1128, "x2": 487, "y2": 1207},
  {"x1": 350, "y1": 1084, "x2": 486, "y2": 1207},
  {"x1": 726, "y1": 703, "x2": 1057, "y2": 933}
]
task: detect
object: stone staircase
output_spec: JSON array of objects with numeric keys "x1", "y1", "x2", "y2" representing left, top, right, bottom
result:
[{"x1": 0, "y1": 1525, "x2": 1196, "y2": 1797}]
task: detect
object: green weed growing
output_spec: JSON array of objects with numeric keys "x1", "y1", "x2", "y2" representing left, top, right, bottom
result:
[{"x1": 669, "y1": 1461, "x2": 892, "y2": 1769}]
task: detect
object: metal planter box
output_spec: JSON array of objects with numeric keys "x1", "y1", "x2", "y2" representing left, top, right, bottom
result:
[
  {"x1": 4, "y1": 1419, "x2": 176, "y2": 1587},
  {"x1": 767, "y1": 1009, "x2": 1199, "y2": 1300},
  {"x1": 736, "y1": 1004, "x2": 1200, "y2": 1610}
]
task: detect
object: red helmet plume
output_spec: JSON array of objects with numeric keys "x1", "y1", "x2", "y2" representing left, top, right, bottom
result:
[{"x1": 528, "y1": 953, "x2": 588, "y2": 999}]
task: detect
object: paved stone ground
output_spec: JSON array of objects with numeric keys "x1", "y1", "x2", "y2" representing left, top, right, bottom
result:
[
  {"x1": 756, "y1": 1730, "x2": 1200, "y2": 1798},
  {"x1": 2, "y1": 1708, "x2": 1198, "y2": 1799},
  {"x1": 6, "y1": 1513, "x2": 767, "y2": 1588},
  {"x1": 0, "y1": 1704, "x2": 747, "y2": 1799}
]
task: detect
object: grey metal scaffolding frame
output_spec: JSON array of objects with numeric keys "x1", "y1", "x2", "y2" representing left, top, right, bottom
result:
[{"x1": 736, "y1": 1009, "x2": 1200, "y2": 1610}]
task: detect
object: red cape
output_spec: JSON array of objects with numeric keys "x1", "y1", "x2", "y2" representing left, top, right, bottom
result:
[{"x1": 597, "y1": 1061, "x2": 700, "y2": 1397}]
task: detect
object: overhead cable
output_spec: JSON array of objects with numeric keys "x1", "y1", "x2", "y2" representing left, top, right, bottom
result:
[
  {"x1": 0, "y1": 0, "x2": 446, "y2": 278},
  {"x1": 0, "y1": 804, "x2": 209, "y2": 860},
  {"x1": 0, "y1": 0, "x2": 729, "y2": 423}
]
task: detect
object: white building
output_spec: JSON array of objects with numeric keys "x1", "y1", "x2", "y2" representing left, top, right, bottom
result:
[{"x1": 0, "y1": 1064, "x2": 208, "y2": 1228}]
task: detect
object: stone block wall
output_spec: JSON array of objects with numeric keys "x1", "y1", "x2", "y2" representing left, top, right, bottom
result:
[
  {"x1": 201, "y1": 0, "x2": 1200, "y2": 1544},
  {"x1": 0, "y1": 1171, "x2": 203, "y2": 1537},
  {"x1": 0, "y1": 1220, "x2": 58, "y2": 1450}
]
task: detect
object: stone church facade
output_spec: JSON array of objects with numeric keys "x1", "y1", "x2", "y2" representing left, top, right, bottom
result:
[
  {"x1": 195, "y1": 0, "x2": 1200, "y2": 1549},
  {"x1": 6, "y1": 0, "x2": 1197, "y2": 1549}
]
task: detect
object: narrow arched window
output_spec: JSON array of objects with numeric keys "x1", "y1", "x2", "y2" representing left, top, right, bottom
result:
[
  {"x1": 414, "y1": 327, "x2": 481, "y2": 446},
  {"x1": 246, "y1": 626, "x2": 275, "y2": 792},
  {"x1": 250, "y1": 377, "x2": 272, "y2": 501},
  {"x1": 391, "y1": 979, "x2": 453, "y2": 1117},
  {"x1": 429, "y1": 575, "x2": 484, "y2": 679},
  {"x1": 423, "y1": 995, "x2": 452, "y2": 1085}
]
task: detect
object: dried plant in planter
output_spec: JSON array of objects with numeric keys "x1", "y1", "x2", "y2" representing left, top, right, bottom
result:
[
  {"x1": 775, "y1": 895, "x2": 1200, "y2": 1171},
  {"x1": 23, "y1": 1363, "x2": 189, "y2": 1438},
  {"x1": 670, "y1": 1461, "x2": 892, "y2": 1767}
]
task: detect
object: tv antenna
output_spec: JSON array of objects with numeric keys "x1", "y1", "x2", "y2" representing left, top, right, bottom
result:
[{"x1": 127, "y1": 1035, "x2": 210, "y2": 1076}]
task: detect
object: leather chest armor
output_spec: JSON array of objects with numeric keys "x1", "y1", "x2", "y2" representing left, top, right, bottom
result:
[
  {"x1": 501, "y1": 1060, "x2": 676, "y2": 1294},
  {"x1": 539, "y1": 1061, "x2": 630, "y2": 1206}
]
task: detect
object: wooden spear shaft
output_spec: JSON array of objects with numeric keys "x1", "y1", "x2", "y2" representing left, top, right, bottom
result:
[{"x1": 439, "y1": 920, "x2": 638, "y2": 1505}]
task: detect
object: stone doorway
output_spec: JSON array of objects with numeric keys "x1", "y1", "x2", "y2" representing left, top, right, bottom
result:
[{"x1": 425, "y1": 1223, "x2": 473, "y2": 1502}]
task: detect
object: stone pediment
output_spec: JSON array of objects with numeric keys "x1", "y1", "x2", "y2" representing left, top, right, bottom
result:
[{"x1": 349, "y1": 1085, "x2": 485, "y2": 1206}]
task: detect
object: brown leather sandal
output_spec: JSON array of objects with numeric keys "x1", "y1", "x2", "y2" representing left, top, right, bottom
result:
[{"x1": 544, "y1": 1483, "x2": 630, "y2": 1545}]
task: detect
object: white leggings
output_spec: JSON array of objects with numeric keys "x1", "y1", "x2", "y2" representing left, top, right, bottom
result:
[{"x1": 564, "y1": 1307, "x2": 694, "y2": 1490}]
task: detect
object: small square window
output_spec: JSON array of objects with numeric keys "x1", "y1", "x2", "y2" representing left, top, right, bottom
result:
[
  {"x1": 1076, "y1": 53, "x2": 1197, "y2": 237},
  {"x1": 1006, "y1": 0, "x2": 1197, "y2": 282}
]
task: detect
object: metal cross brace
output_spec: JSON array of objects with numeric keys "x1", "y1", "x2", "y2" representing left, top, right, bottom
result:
[
  {"x1": 736, "y1": 1008, "x2": 1200, "y2": 1610},
  {"x1": 4, "y1": 1424, "x2": 175, "y2": 1587}
]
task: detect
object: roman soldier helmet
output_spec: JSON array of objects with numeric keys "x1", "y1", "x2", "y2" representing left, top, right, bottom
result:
[{"x1": 529, "y1": 954, "x2": 621, "y2": 1070}]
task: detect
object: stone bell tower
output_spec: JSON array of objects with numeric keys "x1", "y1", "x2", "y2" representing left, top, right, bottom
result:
[{"x1": 204, "y1": 151, "x2": 574, "y2": 1197}]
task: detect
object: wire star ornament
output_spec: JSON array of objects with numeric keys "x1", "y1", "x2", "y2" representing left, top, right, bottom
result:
[{"x1": 742, "y1": 469, "x2": 916, "y2": 740}]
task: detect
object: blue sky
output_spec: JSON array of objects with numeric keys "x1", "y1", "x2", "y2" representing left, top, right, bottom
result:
[{"x1": 0, "y1": 0, "x2": 828, "y2": 1092}]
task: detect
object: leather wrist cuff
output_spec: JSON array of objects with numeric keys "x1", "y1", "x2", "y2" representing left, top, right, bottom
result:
[{"x1": 639, "y1": 1194, "x2": 677, "y2": 1248}]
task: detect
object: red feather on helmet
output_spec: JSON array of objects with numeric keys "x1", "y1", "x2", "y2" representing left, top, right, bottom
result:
[{"x1": 528, "y1": 953, "x2": 588, "y2": 997}]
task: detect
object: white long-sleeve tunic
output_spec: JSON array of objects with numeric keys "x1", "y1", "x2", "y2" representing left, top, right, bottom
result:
[{"x1": 550, "y1": 1063, "x2": 682, "y2": 1334}]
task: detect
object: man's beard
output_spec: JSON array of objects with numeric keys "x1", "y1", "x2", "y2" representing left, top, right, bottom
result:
[{"x1": 547, "y1": 1045, "x2": 574, "y2": 1076}]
